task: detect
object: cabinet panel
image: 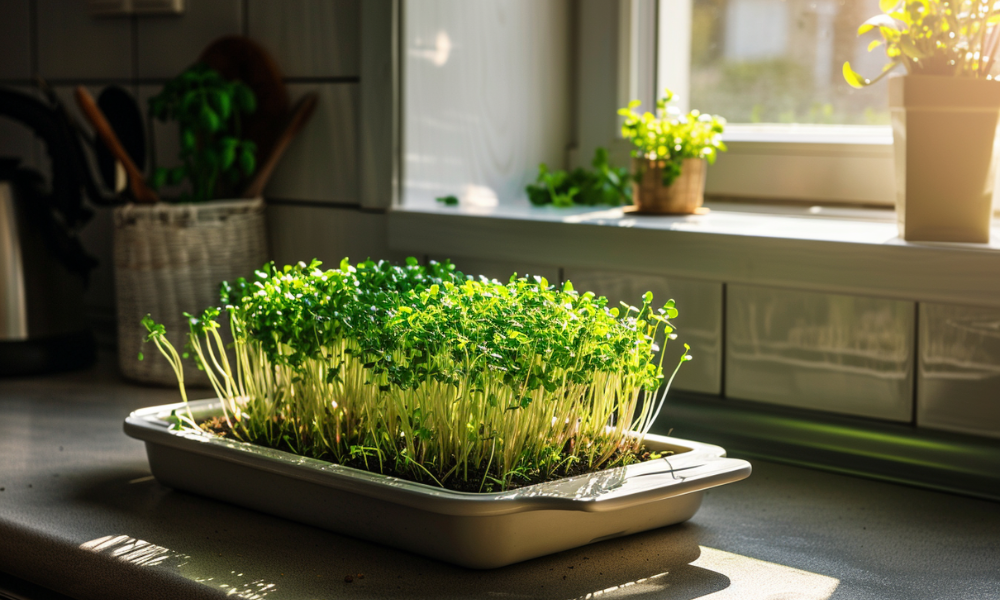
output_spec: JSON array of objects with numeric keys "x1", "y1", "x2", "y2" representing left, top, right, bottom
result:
[
  {"x1": 430, "y1": 256, "x2": 560, "y2": 286},
  {"x1": 726, "y1": 284, "x2": 914, "y2": 421},
  {"x1": 918, "y1": 303, "x2": 1000, "y2": 438}
]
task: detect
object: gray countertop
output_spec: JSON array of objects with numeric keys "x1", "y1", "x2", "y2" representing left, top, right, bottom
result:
[{"x1": 1, "y1": 356, "x2": 998, "y2": 600}]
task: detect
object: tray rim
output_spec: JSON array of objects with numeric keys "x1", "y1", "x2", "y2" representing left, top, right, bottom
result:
[{"x1": 125, "y1": 399, "x2": 751, "y2": 517}]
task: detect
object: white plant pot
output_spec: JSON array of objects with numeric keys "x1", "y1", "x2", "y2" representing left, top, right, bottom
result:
[
  {"x1": 125, "y1": 399, "x2": 752, "y2": 569},
  {"x1": 889, "y1": 75, "x2": 1000, "y2": 243}
]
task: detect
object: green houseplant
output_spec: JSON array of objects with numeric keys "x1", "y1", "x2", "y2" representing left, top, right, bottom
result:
[
  {"x1": 147, "y1": 63, "x2": 258, "y2": 202},
  {"x1": 114, "y1": 63, "x2": 268, "y2": 386},
  {"x1": 618, "y1": 89, "x2": 726, "y2": 214},
  {"x1": 126, "y1": 257, "x2": 751, "y2": 567},
  {"x1": 525, "y1": 147, "x2": 632, "y2": 208},
  {"x1": 844, "y1": 0, "x2": 1000, "y2": 243}
]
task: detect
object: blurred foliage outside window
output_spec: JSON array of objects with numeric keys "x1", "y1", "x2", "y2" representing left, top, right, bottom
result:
[{"x1": 690, "y1": 0, "x2": 890, "y2": 125}]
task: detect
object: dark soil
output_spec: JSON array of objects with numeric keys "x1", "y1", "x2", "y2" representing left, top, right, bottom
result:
[{"x1": 197, "y1": 416, "x2": 671, "y2": 493}]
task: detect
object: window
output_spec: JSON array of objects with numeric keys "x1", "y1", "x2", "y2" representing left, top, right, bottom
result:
[{"x1": 653, "y1": 0, "x2": 896, "y2": 206}]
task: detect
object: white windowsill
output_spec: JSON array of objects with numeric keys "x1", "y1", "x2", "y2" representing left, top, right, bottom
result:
[
  {"x1": 388, "y1": 202, "x2": 1000, "y2": 309},
  {"x1": 722, "y1": 124, "x2": 893, "y2": 146}
]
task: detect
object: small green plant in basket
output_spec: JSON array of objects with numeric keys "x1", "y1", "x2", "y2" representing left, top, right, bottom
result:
[
  {"x1": 844, "y1": 0, "x2": 1000, "y2": 88},
  {"x1": 147, "y1": 63, "x2": 258, "y2": 201},
  {"x1": 141, "y1": 258, "x2": 691, "y2": 493},
  {"x1": 617, "y1": 89, "x2": 727, "y2": 187}
]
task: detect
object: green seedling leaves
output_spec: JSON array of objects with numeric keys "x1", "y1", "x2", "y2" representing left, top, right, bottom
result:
[{"x1": 145, "y1": 257, "x2": 685, "y2": 492}]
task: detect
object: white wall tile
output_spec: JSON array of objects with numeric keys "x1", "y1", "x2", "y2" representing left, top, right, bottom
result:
[
  {"x1": 247, "y1": 0, "x2": 359, "y2": 78},
  {"x1": 137, "y1": 0, "x2": 243, "y2": 79},
  {"x1": 403, "y1": 0, "x2": 572, "y2": 208},
  {"x1": 0, "y1": 0, "x2": 32, "y2": 79},
  {"x1": 264, "y1": 83, "x2": 359, "y2": 203},
  {"x1": 918, "y1": 303, "x2": 1000, "y2": 439},
  {"x1": 268, "y1": 204, "x2": 404, "y2": 268},
  {"x1": 726, "y1": 285, "x2": 914, "y2": 422},
  {"x1": 37, "y1": 0, "x2": 132, "y2": 79},
  {"x1": 563, "y1": 269, "x2": 723, "y2": 395},
  {"x1": 430, "y1": 256, "x2": 560, "y2": 286}
]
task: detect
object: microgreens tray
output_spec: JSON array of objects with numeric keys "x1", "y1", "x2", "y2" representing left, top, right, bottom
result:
[{"x1": 125, "y1": 399, "x2": 751, "y2": 569}]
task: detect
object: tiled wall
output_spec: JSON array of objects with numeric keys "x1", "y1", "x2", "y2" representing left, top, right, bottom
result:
[{"x1": 0, "y1": 0, "x2": 399, "y2": 337}]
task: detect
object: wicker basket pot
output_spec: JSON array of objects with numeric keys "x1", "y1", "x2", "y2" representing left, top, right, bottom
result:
[
  {"x1": 632, "y1": 157, "x2": 707, "y2": 214},
  {"x1": 113, "y1": 198, "x2": 268, "y2": 386}
]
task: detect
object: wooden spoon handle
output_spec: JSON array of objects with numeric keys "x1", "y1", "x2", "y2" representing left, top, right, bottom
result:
[
  {"x1": 74, "y1": 86, "x2": 158, "y2": 204},
  {"x1": 242, "y1": 92, "x2": 319, "y2": 199}
]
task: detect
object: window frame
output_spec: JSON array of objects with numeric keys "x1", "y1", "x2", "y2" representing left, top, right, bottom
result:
[{"x1": 647, "y1": 0, "x2": 897, "y2": 207}]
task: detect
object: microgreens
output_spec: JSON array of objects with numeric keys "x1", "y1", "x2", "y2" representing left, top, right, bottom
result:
[{"x1": 143, "y1": 258, "x2": 689, "y2": 491}]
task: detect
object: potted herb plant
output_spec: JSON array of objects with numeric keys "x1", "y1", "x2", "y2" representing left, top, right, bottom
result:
[
  {"x1": 618, "y1": 90, "x2": 727, "y2": 215},
  {"x1": 114, "y1": 63, "x2": 267, "y2": 385},
  {"x1": 125, "y1": 258, "x2": 751, "y2": 568},
  {"x1": 845, "y1": 0, "x2": 1000, "y2": 243}
]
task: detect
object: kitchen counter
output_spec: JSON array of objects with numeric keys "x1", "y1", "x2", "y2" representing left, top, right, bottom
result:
[{"x1": 1, "y1": 356, "x2": 998, "y2": 600}]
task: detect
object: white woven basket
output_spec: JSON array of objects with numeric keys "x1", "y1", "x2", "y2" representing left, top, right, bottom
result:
[{"x1": 113, "y1": 198, "x2": 268, "y2": 386}]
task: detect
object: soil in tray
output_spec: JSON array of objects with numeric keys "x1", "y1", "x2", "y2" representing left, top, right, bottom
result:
[{"x1": 198, "y1": 416, "x2": 671, "y2": 493}]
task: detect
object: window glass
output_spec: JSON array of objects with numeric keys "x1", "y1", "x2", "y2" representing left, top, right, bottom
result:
[{"x1": 690, "y1": 0, "x2": 889, "y2": 125}]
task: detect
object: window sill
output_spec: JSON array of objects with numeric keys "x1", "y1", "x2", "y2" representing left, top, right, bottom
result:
[{"x1": 388, "y1": 202, "x2": 1000, "y2": 308}]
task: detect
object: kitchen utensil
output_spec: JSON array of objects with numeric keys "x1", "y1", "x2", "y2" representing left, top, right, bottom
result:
[
  {"x1": 95, "y1": 86, "x2": 146, "y2": 194},
  {"x1": 241, "y1": 92, "x2": 318, "y2": 199},
  {"x1": 74, "y1": 87, "x2": 158, "y2": 204}
]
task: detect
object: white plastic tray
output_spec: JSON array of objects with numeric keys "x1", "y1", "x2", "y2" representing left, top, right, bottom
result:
[{"x1": 125, "y1": 399, "x2": 751, "y2": 568}]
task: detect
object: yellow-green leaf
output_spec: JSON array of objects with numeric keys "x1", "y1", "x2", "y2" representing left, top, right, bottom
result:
[
  {"x1": 843, "y1": 62, "x2": 869, "y2": 88},
  {"x1": 858, "y1": 14, "x2": 901, "y2": 36}
]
